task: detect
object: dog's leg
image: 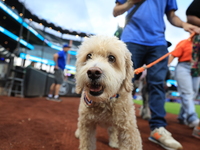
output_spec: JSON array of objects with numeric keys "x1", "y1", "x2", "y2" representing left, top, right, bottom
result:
[
  {"x1": 75, "y1": 128, "x2": 79, "y2": 138},
  {"x1": 141, "y1": 83, "x2": 151, "y2": 120},
  {"x1": 108, "y1": 126, "x2": 119, "y2": 148},
  {"x1": 118, "y1": 125, "x2": 142, "y2": 150},
  {"x1": 75, "y1": 118, "x2": 80, "y2": 138},
  {"x1": 79, "y1": 123, "x2": 96, "y2": 150},
  {"x1": 116, "y1": 106, "x2": 142, "y2": 150}
]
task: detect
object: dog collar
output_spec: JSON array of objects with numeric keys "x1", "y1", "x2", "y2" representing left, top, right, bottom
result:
[{"x1": 84, "y1": 92, "x2": 119, "y2": 107}]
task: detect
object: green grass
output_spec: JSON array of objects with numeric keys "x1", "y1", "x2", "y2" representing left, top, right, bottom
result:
[{"x1": 134, "y1": 100, "x2": 200, "y2": 118}]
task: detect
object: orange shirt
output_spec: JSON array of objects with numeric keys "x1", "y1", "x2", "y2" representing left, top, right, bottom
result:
[{"x1": 171, "y1": 39, "x2": 192, "y2": 62}]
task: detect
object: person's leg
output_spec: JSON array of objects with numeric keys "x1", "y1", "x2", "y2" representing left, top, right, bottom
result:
[
  {"x1": 175, "y1": 62, "x2": 199, "y2": 126},
  {"x1": 176, "y1": 65, "x2": 187, "y2": 124},
  {"x1": 177, "y1": 103, "x2": 187, "y2": 124},
  {"x1": 126, "y1": 42, "x2": 147, "y2": 97},
  {"x1": 126, "y1": 42, "x2": 147, "y2": 80},
  {"x1": 49, "y1": 83, "x2": 55, "y2": 95},
  {"x1": 46, "y1": 83, "x2": 55, "y2": 99},
  {"x1": 54, "y1": 84, "x2": 61, "y2": 97},
  {"x1": 47, "y1": 70, "x2": 57, "y2": 99},
  {"x1": 192, "y1": 76, "x2": 200, "y2": 100},
  {"x1": 147, "y1": 46, "x2": 182, "y2": 150},
  {"x1": 145, "y1": 45, "x2": 168, "y2": 130},
  {"x1": 141, "y1": 82, "x2": 151, "y2": 120},
  {"x1": 142, "y1": 84, "x2": 149, "y2": 108},
  {"x1": 53, "y1": 69, "x2": 64, "y2": 100}
]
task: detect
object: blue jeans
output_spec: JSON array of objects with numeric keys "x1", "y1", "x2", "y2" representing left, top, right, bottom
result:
[
  {"x1": 126, "y1": 42, "x2": 168, "y2": 130},
  {"x1": 175, "y1": 62, "x2": 199, "y2": 124}
]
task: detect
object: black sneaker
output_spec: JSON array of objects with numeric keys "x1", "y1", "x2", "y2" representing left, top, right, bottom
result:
[
  {"x1": 177, "y1": 118, "x2": 184, "y2": 124},
  {"x1": 177, "y1": 118, "x2": 187, "y2": 125},
  {"x1": 46, "y1": 96, "x2": 53, "y2": 100},
  {"x1": 52, "y1": 97, "x2": 62, "y2": 102}
]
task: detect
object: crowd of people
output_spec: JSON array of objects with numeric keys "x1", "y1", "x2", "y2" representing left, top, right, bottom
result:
[{"x1": 113, "y1": 0, "x2": 200, "y2": 150}]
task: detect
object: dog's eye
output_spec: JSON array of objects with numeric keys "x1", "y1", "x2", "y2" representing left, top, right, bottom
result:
[
  {"x1": 108, "y1": 55, "x2": 116, "y2": 63},
  {"x1": 86, "y1": 53, "x2": 92, "y2": 60}
]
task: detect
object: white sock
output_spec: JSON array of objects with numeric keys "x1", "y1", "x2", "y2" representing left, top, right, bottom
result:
[
  {"x1": 54, "y1": 95, "x2": 59, "y2": 99},
  {"x1": 48, "y1": 94, "x2": 53, "y2": 98}
]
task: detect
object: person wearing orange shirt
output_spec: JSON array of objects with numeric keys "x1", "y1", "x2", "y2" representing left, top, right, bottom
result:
[
  {"x1": 186, "y1": 0, "x2": 200, "y2": 139},
  {"x1": 168, "y1": 37, "x2": 199, "y2": 128}
]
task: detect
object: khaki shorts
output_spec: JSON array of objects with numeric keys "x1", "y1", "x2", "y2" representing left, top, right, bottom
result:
[{"x1": 54, "y1": 69, "x2": 64, "y2": 84}]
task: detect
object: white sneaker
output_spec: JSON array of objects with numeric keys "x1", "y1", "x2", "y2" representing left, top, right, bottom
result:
[
  {"x1": 188, "y1": 119, "x2": 200, "y2": 128},
  {"x1": 148, "y1": 127, "x2": 183, "y2": 150}
]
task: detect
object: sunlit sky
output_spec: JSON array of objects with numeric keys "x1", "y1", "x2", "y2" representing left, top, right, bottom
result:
[{"x1": 20, "y1": 0, "x2": 193, "y2": 65}]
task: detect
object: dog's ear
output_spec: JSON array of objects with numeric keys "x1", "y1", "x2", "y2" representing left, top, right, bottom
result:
[
  {"x1": 75, "y1": 60, "x2": 83, "y2": 94},
  {"x1": 75, "y1": 85, "x2": 82, "y2": 94},
  {"x1": 123, "y1": 50, "x2": 134, "y2": 92},
  {"x1": 75, "y1": 76, "x2": 83, "y2": 94}
]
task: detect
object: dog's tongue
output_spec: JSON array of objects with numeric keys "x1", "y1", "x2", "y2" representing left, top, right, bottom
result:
[{"x1": 90, "y1": 85, "x2": 102, "y2": 92}]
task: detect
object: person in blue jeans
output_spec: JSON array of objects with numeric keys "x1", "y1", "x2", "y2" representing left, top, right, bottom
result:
[{"x1": 113, "y1": 0, "x2": 200, "y2": 149}]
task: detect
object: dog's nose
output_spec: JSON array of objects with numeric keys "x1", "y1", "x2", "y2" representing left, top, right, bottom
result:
[{"x1": 87, "y1": 67, "x2": 102, "y2": 80}]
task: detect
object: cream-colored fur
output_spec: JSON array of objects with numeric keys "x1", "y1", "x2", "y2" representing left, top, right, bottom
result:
[{"x1": 75, "y1": 35, "x2": 142, "y2": 150}]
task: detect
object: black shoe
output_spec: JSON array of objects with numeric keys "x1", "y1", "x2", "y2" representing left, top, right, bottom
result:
[
  {"x1": 177, "y1": 118, "x2": 185, "y2": 125},
  {"x1": 46, "y1": 96, "x2": 53, "y2": 100},
  {"x1": 52, "y1": 97, "x2": 62, "y2": 102}
]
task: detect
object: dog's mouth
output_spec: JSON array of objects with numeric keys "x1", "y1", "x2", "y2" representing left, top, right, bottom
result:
[{"x1": 87, "y1": 82, "x2": 104, "y2": 96}]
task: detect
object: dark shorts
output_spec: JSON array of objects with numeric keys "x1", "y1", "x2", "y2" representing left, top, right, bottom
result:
[{"x1": 54, "y1": 69, "x2": 64, "y2": 84}]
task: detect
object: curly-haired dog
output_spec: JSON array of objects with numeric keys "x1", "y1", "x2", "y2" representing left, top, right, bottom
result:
[{"x1": 75, "y1": 35, "x2": 142, "y2": 150}]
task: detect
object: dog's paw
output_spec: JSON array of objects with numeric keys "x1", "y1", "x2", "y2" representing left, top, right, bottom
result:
[
  {"x1": 75, "y1": 129, "x2": 79, "y2": 139},
  {"x1": 109, "y1": 141, "x2": 119, "y2": 149}
]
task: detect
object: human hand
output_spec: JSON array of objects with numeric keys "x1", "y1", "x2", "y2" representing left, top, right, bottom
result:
[
  {"x1": 128, "y1": 0, "x2": 142, "y2": 3},
  {"x1": 54, "y1": 66, "x2": 59, "y2": 70},
  {"x1": 182, "y1": 22, "x2": 200, "y2": 34},
  {"x1": 127, "y1": 0, "x2": 142, "y2": 6}
]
